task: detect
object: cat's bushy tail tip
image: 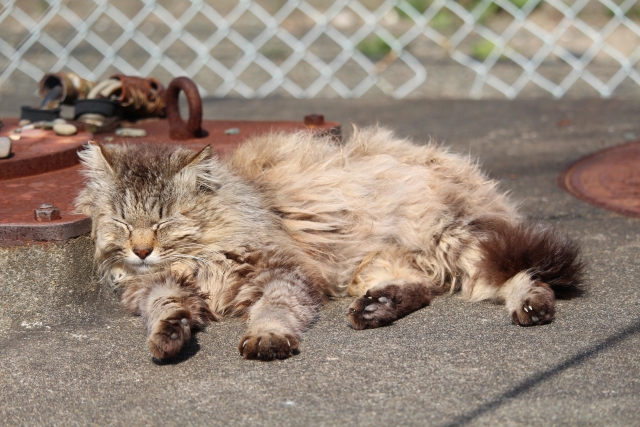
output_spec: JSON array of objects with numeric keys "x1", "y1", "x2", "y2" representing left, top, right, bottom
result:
[{"x1": 478, "y1": 220, "x2": 585, "y2": 299}]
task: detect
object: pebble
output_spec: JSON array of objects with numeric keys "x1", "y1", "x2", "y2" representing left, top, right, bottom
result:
[
  {"x1": 53, "y1": 118, "x2": 67, "y2": 124},
  {"x1": 0, "y1": 136, "x2": 11, "y2": 158},
  {"x1": 19, "y1": 119, "x2": 31, "y2": 126},
  {"x1": 623, "y1": 131, "x2": 637, "y2": 141},
  {"x1": 53, "y1": 123, "x2": 77, "y2": 136},
  {"x1": 9, "y1": 134, "x2": 20, "y2": 141},
  {"x1": 115, "y1": 128, "x2": 146, "y2": 137},
  {"x1": 21, "y1": 124, "x2": 35, "y2": 131},
  {"x1": 224, "y1": 127, "x2": 240, "y2": 135},
  {"x1": 41, "y1": 122, "x2": 54, "y2": 130}
]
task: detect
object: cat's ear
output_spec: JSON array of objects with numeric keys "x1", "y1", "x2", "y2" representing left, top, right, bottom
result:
[
  {"x1": 185, "y1": 145, "x2": 214, "y2": 168},
  {"x1": 179, "y1": 145, "x2": 221, "y2": 193},
  {"x1": 78, "y1": 140, "x2": 115, "y2": 178},
  {"x1": 75, "y1": 141, "x2": 116, "y2": 217}
]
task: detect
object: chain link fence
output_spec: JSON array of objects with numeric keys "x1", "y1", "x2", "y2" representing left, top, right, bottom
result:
[{"x1": 1, "y1": 0, "x2": 640, "y2": 99}]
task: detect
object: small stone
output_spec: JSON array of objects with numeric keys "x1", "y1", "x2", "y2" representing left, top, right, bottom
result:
[
  {"x1": 224, "y1": 127, "x2": 240, "y2": 135},
  {"x1": 0, "y1": 136, "x2": 11, "y2": 159},
  {"x1": 41, "y1": 122, "x2": 54, "y2": 130},
  {"x1": 53, "y1": 118, "x2": 67, "y2": 124},
  {"x1": 13, "y1": 128, "x2": 21, "y2": 133},
  {"x1": 9, "y1": 134, "x2": 20, "y2": 141},
  {"x1": 623, "y1": 131, "x2": 637, "y2": 141},
  {"x1": 115, "y1": 128, "x2": 147, "y2": 137},
  {"x1": 53, "y1": 123, "x2": 77, "y2": 136},
  {"x1": 21, "y1": 124, "x2": 35, "y2": 131},
  {"x1": 103, "y1": 136, "x2": 114, "y2": 142},
  {"x1": 19, "y1": 119, "x2": 31, "y2": 126}
]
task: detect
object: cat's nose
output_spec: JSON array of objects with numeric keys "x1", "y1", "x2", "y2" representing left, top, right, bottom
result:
[{"x1": 133, "y1": 248, "x2": 153, "y2": 260}]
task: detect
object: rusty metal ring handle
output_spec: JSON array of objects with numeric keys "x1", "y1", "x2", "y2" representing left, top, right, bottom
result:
[{"x1": 166, "y1": 77, "x2": 207, "y2": 140}]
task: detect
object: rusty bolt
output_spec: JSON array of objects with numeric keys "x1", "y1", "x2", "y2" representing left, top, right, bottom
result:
[
  {"x1": 34, "y1": 204, "x2": 61, "y2": 222},
  {"x1": 304, "y1": 114, "x2": 325, "y2": 126}
]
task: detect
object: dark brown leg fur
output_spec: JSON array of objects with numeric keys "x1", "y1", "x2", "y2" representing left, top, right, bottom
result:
[{"x1": 348, "y1": 281, "x2": 433, "y2": 329}]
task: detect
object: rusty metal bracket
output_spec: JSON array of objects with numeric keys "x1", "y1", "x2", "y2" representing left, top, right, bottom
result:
[
  {"x1": 166, "y1": 77, "x2": 206, "y2": 140},
  {"x1": 0, "y1": 77, "x2": 340, "y2": 246}
]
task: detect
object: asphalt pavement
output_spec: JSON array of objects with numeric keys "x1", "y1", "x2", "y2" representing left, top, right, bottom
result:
[{"x1": 1, "y1": 97, "x2": 639, "y2": 426}]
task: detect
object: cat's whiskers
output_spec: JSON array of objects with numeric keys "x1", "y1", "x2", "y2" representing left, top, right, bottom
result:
[{"x1": 97, "y1": 257, "x2": 120, "y2": 282}]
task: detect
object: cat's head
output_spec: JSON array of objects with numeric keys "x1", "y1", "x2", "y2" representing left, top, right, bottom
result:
[{"x1": 75, "y1": 141, "x2": 219, "y2": 274}]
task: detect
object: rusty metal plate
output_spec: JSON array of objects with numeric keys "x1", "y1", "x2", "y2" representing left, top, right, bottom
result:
[
  {"x1": 0, "y1": 118, "x2": 92, "y2": 180},
  {"x1": 558, "y1": 141, "x2": 640, "y2": 217},
  {"x1": 0, "y1": 117, "x2": 340, "y2": 246},
  {"x1": 94, "y1": 117, "x2": 340, "y2": 153}
]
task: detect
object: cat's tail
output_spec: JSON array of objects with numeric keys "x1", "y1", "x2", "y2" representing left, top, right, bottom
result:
[
  {"x1": 475, "y1": 219, "x2": 584, "y2": 325},
  {"x1": 478, "y1": 220, "x2": 584, "y2": 298}
]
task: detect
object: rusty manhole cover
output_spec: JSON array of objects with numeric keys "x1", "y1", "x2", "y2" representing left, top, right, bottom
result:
[{"x1": 558, "y1": 141, "x2": 640, "y2": 217}]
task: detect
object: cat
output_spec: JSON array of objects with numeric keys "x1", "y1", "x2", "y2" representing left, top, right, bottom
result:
[{"x1": 75, "y1": 127, "x2": 584, "y2": 361}]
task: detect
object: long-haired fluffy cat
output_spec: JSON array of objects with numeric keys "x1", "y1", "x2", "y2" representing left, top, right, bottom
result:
[{"x1": 75, "y1": 127, "x2": 583, "y2": 361}]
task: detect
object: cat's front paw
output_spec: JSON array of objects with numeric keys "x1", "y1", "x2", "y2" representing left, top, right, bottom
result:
[
  {"x1": 106, "y1": 265, "x2": 127, "y2": 289},
  {"x1": 148, "y1": 310, "x2": 192, "y2": 360},
  {"x1": 239, "y1": 332, "x2": 299, "y2": 361},
  {"x1": 511, "y1": 282, "x2": 556, "y2": 326}
]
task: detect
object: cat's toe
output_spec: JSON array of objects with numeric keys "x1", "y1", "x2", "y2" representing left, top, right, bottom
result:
[
  {"x1": 148, "y1": 311, "x2": 192, "y2": 360},
  {"x1": 239, "y1": 332, "x2": 299, "y2": 361},
  {"x1": 511, "y1": 284, "x2": 556, "y2": 326}
]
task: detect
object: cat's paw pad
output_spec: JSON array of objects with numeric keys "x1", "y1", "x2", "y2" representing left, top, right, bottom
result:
[
  {"x1": 238, "y1": 332, "x2": 299, "y2": 361},
  {"x1": 348, "y1": 289, "x2": 398, "y2": 330},
  {"x1": 511, "y1": 283, "x2": 556, "y2": 326},
  {"x1": 107, "y1": 266, "x2": 127, "y2": 288},
  {"x1": 148, "y1": 311, "x2": 192, "y2": 360}
]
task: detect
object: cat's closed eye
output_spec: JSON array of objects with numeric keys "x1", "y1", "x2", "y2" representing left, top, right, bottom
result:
[
  {"x1": 111, "y1": 216, "x2": 133, "y2": 232},
  {"x1": 152, "y1": 218, "x2": 172, "y2": 231}
]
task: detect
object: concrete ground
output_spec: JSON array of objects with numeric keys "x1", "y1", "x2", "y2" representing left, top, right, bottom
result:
[{"x1": 1, "y1": 98, "x2": 639, "y2": 426}]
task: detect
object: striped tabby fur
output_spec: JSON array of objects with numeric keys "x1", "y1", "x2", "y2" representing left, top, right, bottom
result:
[{"x1": 75, "y1": 127, "x2": 583, "y2": 361}]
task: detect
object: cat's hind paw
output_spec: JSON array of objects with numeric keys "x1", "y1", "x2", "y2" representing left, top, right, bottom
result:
[
  {"x1": 148, "y1": 310, "x2": 192, "y2": 360},
  {"x1": 510, "y1": 282, "x2": 556, "y2": 326},
  {"x1": 348, "y1": 293, "x2": 398, "y2": 330},
  {"x1": 239, "y1": 332, "x2": 299, "y2": 361},
  {"x1": 348, "y1": 282, "x2": 432, "y2": 330}
]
